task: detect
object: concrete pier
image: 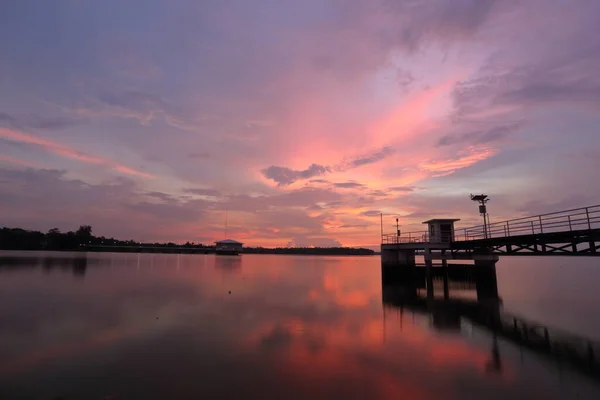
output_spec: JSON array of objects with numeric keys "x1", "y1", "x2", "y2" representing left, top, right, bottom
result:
[
  {"x1": 474, "y1": 257, "x2": 500, "y2": 300},
  {"x1": 381, "y1": 218, "x2": 500, "y2": 300},
  {"x1": 381, "y1": 247, "x2": 415, "y2": 267},
  {"x1": 381, "y1": 247, "x2": 417, "y2": 285}
]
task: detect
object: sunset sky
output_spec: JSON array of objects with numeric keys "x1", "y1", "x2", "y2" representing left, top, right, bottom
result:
[{"x1": 1, "y1": 0, "x2": 599, "y2": 247}]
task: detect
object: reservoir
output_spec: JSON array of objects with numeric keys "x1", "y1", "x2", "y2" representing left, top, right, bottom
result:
[{"x1": 0, "y1": 252, "x2": 599, "y2": 399}]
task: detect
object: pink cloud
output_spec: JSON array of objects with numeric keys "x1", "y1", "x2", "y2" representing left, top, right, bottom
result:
[
  {"x1": 0, "y1": 155, "x2": 40, "y2": 168},
  {"x1": 0, "y1": 127, "x2": 154, "y2": 179},
  {"x1": 419, "y1": 146, "x2": 497, "y2": 176}
]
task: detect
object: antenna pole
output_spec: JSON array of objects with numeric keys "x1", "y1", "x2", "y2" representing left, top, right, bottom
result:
[{"x1": 224, "y1": 207, "x2": 228, "y2": 239}]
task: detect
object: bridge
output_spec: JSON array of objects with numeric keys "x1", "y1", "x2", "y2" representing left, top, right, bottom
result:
[
  {"x1": 382, "y1": 204, "x2": 600, "y2": 256},
  {"x1": 380, "y1": 204, "x2": 600, "y2": 300}
]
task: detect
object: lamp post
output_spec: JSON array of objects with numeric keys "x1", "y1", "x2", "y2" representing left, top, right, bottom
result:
[{"x1": 471, "y1": 194, "x2": 490, "y2": 239}]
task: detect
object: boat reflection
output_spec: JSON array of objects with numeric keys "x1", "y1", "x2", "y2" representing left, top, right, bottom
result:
[{"x1": 214, "y1": 254, "x2": 242, "y2": 273}]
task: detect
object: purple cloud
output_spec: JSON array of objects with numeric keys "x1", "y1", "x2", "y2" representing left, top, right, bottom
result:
[
  {"x1": 347, "y1": 146, "x2": 395, "y2": 168},
  {"x1": 0, "y1": 111, "x2": 85, "y2": 131},
  {"x1": 184, "y1": 188, "x2": 222, "y2": 197},
  {"x1": 360, "y1": 210, "x2": 381, "y2": 217},
  {"x1": 261, "y1": 164, "x2": 330, "y2": 186},
  {"x1": 436, "y1": 122, "x2": 523, "y2": 147},
  {"x1": 333, "y1": 182, "x2": 365, "y2": 189}
]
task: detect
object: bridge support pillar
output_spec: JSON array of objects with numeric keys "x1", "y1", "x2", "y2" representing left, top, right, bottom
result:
[
  {"x1": 473, "y1": 254, "x2": 499, "y2": 301},
  {"x1": 425, "y1": 249, "x2": 434, "y2": 299},
  {"x1": 381, "y1": 248, "x2": 416, "y2": 286},
  {"x1": 442, "y1": 256, "x2": 450, "y2": 300}
]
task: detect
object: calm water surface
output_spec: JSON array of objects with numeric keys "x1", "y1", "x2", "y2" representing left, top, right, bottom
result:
[{"x1": 1, "y1": 251, "x2": 599, "y2": 399}]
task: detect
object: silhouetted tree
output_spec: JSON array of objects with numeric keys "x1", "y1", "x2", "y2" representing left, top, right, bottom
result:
[{"x1": 74, "y1": 225, "x2": 92, "y2": 247}]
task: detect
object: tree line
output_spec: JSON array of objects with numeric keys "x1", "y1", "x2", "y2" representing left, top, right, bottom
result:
[
  {"x1": 0, "y1": 225, "x2": 205, "y2": 251},
  {"x1": 0, "y1": 226, "x2": 375, "y2": 255}
]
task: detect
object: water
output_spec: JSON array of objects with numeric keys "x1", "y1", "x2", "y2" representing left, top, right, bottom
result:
[{"x1": 0, "y1": 251, "x2": 599, "y2": 399}]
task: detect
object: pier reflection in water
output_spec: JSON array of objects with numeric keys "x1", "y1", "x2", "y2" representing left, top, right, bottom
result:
[{"x1": 382, "y1": 262, "x2": 600, "y2": 382}]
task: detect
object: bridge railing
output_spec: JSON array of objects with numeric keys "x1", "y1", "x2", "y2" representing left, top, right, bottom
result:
[
  {"x1": 382, "y1": 204, "x2": 600, "y2": 244},
  {"x1": 459, "y1": 204, "x2": 600, "y2": 241},
  {"x1": 381, "y1": 232, "x2": 429, "y2": 244}
]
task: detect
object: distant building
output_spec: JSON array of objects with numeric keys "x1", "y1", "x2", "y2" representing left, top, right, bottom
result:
[{"x1": 215, "y1": 239, "x2": 243, "y2": 255}]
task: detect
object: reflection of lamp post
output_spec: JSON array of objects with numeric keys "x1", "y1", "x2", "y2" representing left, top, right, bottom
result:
[
  {"x1": 471, "y1": 194, "x2": 490, "y2": 239},
  {"x1": 485, "y1": 335, "x2": 503, "y2": 374}
]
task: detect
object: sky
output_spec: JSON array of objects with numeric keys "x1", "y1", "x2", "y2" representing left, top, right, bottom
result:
[{"x1": 0, "y1": 0, "x2": 599, "y2": 248}]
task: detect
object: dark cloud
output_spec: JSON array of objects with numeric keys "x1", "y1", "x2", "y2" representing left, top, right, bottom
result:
[
  {"x1": 339, "y1": 224, "x2": 370, "y2": 229},
  {"x1": 0, "y1": 168, "x2": 207, "y2": 240},
  {"x1": 286, "y1": 235, "x2": 342, "y2": 248},
  {"x1": 436, "y1": 122, "x2": 523, "y2": 147},
  {"x1": 360, "y1": 0, "x2": 500, "y2": 51},
  {"x1": 259, "y1": 325, "x2": 294, "y2": 351},
  {"x1": 395, "y1": 68, "x2": 415, "y2": 90},
  {"x1": 389, "y1": 186, "x2": 418, "y2": 192},
  {"x1": 261, "y1": 164, "x2": 330, "y2": 186},
  {"x1": 360, "y1": 210, "x2": 381, "y2": 217},
  {"x1": 124, "y1": 199, "x2": 206, "y2": 221},
  {"x1": 27, "y1": 116, "x2": 87, "y2": 130},
  {"x1": 188, "y1": 152, "x2": 210, "y2": 159},
  {"x1": 347, "y1": 146, "x2": 395, "y2": 168},
  {"x1": 0, "y1": 111, "x2": 85, "y2": 131},
  {"x1": 253, "y1": 209, "x2": 325, "y2": 233},
  {"x1": 516, "y1": 196, "x2": 593, "y2": 217},
  {"x1": 98, "y1": 90, "x2": 169, "y2": 111},
  {"x1": 451, "y1": 6, "x2": 600, "y2": 123},
  {"x1": 0, "y1": 112, "x2": 19, "y2": 127},
  {"x1": 184, "y1": 188, "x2": 222, "y2": 197},
  {"x1": 263, "y1": 147, "x2": 396, "y2": 186},
  {"x1": 368, "y1": 190, "x2": 389, "y2": 197},
  {"x1": 497, "y1": 82, "x2": 600, "y2": 107},
  {"x1": 145, "y1": 191, "x2": 176, "y2": 202},
  {"x1": 333, "y1": 182, "x2": 365, "y2": 189},
  {"x1": 77, "y1": 89, "x2": 215, "y2": 131},
  {"x1": 224, "y1": 188, "x2": 342, "y2": 213}
]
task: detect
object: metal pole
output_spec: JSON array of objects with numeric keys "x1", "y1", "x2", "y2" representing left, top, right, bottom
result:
[
  {"x1": 380, "y1": 213, "x2": 383, "y2": 242},
  {"x1": 568, "y1": 215, "x2": 572, "y2": 231},
  {"x1": 483, "y1": 213, "x2": 488, "y2": 239},
  {"x1": 224, "y1": 206, "x2": 228, "y2": 239},
  {"x1": 586, "y1": 208, "x2": 592, "y2": 230},
  {"x1": 539, "y1": 215, "x2": 544, "y2": 234}
]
